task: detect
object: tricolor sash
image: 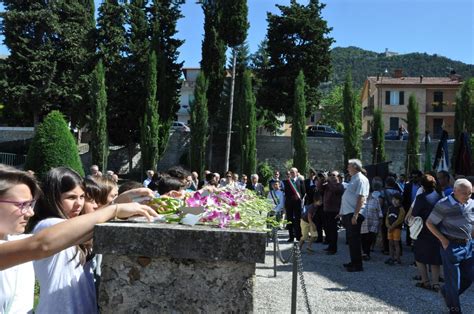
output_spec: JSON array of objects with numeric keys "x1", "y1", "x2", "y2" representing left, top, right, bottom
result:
[
  {"x1": 270, "y1": 190, "x2": 279, "y2": 205},
  {"x1": 288, "y1": 179, "x2": 301, "y2": 200}
]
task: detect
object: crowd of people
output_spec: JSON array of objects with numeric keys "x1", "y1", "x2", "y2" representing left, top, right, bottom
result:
[{"x1": 1, "y1": 159, "x2": 473, "y2": 313}]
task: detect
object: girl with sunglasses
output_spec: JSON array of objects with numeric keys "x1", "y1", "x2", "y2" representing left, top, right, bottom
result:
[{"x1": 0, "y1": 165, "x2": 157, "y2": 312}]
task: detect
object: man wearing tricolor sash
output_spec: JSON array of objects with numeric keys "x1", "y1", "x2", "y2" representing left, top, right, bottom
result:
[{"x1": 284, "y1": 167, "x2": 306, "y2": 242}]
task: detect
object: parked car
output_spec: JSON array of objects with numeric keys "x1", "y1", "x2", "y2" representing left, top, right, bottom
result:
[
  {"x1": 384, "y1": 130, "x2": 408, "y2": 140},
  {"x1": 171, "y1": 121, "x2": 190, "y2": 132},
  {"x1": 307, "y1": 125, "x2": 343, "y2": 138}
]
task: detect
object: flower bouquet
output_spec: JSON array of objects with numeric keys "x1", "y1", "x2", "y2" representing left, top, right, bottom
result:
[{"x1": 144, "y1": 186, "x2": 279, "y2": 231}]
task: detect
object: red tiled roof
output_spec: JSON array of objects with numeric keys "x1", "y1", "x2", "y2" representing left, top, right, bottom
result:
[{"x1": 367, "y1": 76, "x2": 462, "y2": 85}]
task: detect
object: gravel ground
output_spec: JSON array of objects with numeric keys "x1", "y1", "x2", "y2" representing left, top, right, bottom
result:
[{"x1": 254, "y1": 229, "x2": 474, "y2": 313}]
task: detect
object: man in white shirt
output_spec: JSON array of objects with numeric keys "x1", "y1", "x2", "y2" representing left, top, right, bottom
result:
[{"x1": 339, "y1": 159, "x2": 370, "y2": 272}]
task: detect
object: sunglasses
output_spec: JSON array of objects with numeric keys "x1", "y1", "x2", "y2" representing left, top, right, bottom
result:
[{"x1": 0, "y1": 199, "x2": 36, "y2": 214}]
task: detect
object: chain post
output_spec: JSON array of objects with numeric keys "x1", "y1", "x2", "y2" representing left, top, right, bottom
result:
[
  {"x1": 291, "y1": 243, "x2": 298, "y2": 314},
  {"x1": 273, "y1": 228, "x2": 277, "y2": 277}
]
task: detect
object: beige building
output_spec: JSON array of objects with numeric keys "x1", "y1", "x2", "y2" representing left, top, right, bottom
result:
[{"x1": 361, "y1": 71, "x2": 463, "y2": 139}]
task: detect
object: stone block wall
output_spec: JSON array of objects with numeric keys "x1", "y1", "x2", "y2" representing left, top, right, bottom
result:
[
  {"x1": 0, "y1": 127, "x2": 35, "y2": 143},
  {"x1": 94, "y1": 222, "x2": 266, "y2": 313}
]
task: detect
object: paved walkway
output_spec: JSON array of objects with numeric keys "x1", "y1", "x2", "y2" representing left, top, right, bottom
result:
[{"x1": 254, "y1": 229, "x2": 474, "y2": 313}]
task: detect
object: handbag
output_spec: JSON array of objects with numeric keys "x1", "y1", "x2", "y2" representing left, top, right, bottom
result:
[{"x1": 408, "y1": 216, "x2": 423, "y2": 240}]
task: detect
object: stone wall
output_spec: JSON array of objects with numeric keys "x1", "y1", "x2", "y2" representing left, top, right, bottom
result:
[
  {"x1": 255, "y1": 136, "x2": 451, "y2": 175},
  {"x1": 94, "y1": 222, "x2": 266, "y2": 313},
  {"x1": 0, "y1": 127, "x2": 35, "y2": 143}
]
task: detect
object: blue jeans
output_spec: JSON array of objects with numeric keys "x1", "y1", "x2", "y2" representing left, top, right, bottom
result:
[{"x1": 440, "y1": 240, "x2": 474, "y2": 313}]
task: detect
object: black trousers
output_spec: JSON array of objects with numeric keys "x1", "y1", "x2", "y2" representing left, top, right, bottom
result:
[
  {"x1": 342, "y1": 213, "x2": 364, "y2": 267},
  {"x1": 361, "y1": 232, "x2": 377, "y2": 256},
  {"x1": 324, "y1": 211, "x2": 339, "y2": 252},
  {"x1": 286, "y1": 201, "x2": 302, "y2": 240},
  {"x1": 381, "y1": 213, "x2": 389, "y2": 253},
  {"x1": 312, "y1": 205, "x2": 324, "y2": 241}
]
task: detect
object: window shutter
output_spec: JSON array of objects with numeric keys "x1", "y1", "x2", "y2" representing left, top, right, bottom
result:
[
  {"x1": 385, "y1": 91, "x2": 390, "y2": 105},
  {"x1": 399, "y1": 91, "x2": 404, "y2": 105}
]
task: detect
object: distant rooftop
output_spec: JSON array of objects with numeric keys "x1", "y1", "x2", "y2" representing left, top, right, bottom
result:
[{"x1": 368, "y1": 76, "x2": 462, "y2": 85}]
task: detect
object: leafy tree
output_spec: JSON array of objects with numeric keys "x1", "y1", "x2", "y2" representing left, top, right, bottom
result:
[
  {"x1": 250, "y1": 40, "x2": 283, "y2": 134},
  {"x1": 260, "y1": 0, "x2": 334, "y2": 116},
  {"x1": 189, "y1": 72, "x2": 209, "y2": 177},
  {"x1": 200, "y1": 1, "x2": 226, "y2": 166},
  {"x1": 240, "y1": 70, "x2": 257, "y2": 176},
  {"x1": 140, "y1": 51, "x2": 160, "y2": 172},
  {"x1": 54, "y1": 0, "x2": 96, "y2": 127},
  {"x1": 25, "y1": 111, "x2": 84, "y2": 178},
  {"x1": 257, "y1": 161, "x2": 274, "y2": 186},
  {"x1": 406, "y1": 94, "x2": 420, "y2": 172},
  {"x1": 150, "y1": 0, "x2": 184, "y2": 156},
  {"x1": 318, "y1": 85, "x2": 344, "y2": 131},
  {"x1": 1, "y1": 1, "x2": 60, "y2": 125},
  {"x1": 292, "y1": 71, "x2": 308, "y2": 175},
  {"x1": 371, "y1": 108, "x2": 386, "y2": 164},
  {"x1": 219, "y1": 0, "x2": 249, "y2": 172},
  {"x1": 90, "y1": 60, "x2": 109, "y2": 172},
  {"x1": 342, "y1": 71, "x2": 362, "y2": 164}
]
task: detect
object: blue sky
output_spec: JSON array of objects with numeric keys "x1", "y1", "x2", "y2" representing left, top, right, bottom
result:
[{"x1": 1, "y1": 0, "x2": 472, "y2": 66}]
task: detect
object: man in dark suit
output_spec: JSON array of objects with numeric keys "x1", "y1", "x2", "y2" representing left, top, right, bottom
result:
[
  {"x1": 284, "y1": 167, "x2": 306, "y2": 242},
  {"x1": 402, "y1": 169, "x2": 423, "y2": 246}
]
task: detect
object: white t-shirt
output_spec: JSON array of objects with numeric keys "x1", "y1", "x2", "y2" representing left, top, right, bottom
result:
[
  {"x1": 32, "y1": 218, "x2": 97, "y2": 314},
  {"x1": 0, "y1": 234, "x2": 34, "y2": 314},
  {"x1": 340, "y1": 172, "x2": 370, "y2": 215}
]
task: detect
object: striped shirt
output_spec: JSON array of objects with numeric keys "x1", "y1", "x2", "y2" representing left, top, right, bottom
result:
[{"x1": 428, "y1": 195, "x2": 474, "y2": 240}]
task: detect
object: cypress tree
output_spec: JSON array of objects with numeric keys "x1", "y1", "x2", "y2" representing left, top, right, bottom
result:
[
  {"x1": 189, "y1": 72, "x2": 209, "y2": 177},
  {"x1": 292, "y1": 70, "x2": 308, "y2": 175},
  {"x1": 406, "y1": 94, "x2": 420, "y2": 172},
  {"x1": 140, "y1": 51, "x2": 160, "y2": 172},
  {"x1": 342, "y1": 71, "x2": 362, "y2": 164},
  {"x1": 371, "y1": 108, "x2": 386, "y2": 164},
  {"x1": 219, "y1": 0, "x2": 249, "y2": 172},
  {"x1": 453, "y1": 78, "x2": 474, "y2": 171},
  {"x1": 200, "y1": 1, "x2": 227, "y2": 167},
  {"x1": 90, "y1": 60, "x2": 109, "y2": 172},
  {"x1": 150, "y1": 0, "x2": 184, "y2": 156},
  {"x1": 25, "y1": 111, "x2": 84, "y2": 178},
  {"x1": 240, "y1": 70, "x2": 257, "y2": 176},
  {"x1": 97, "y1": 0, "x2": 127, "y2": 147}
]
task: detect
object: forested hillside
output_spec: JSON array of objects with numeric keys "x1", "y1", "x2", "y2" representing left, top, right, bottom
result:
[{"x1": 330, "y1": 46, "x2": 474, "y2": 89}]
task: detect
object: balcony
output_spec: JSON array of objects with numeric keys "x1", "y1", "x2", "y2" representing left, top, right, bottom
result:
[{"x1": 426, "y1": 101, "x2": 455, "y2": 115}]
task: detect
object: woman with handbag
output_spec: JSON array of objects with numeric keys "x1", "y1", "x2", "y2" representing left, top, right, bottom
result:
[{"x1": 411, "y1": 174, "x2": 443, "y2": 292}]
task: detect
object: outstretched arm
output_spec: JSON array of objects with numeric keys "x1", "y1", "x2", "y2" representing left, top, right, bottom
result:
[{"x1": 0, "y1": 202, "x2": 157, "y2": 270}]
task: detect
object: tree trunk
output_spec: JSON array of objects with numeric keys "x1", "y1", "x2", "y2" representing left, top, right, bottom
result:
[{"x1": 224, "y1": 50, "x2": 237, "y2": 172}]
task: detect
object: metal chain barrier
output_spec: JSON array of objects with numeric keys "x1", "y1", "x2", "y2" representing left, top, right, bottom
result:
[
  {"x1": 273, "y1": 228, "x2": 294, "y2": 264},
  {"x1": 271, "y1": 228, "x2": 312, "y2": 314},
  {"x1": 295, "y1": 244, "x2": 312, "y2": 314}
]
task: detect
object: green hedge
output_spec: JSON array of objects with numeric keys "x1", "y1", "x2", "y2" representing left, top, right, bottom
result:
[{"x1": 25, "y1": 111, "x2": 84, "y2": 178}]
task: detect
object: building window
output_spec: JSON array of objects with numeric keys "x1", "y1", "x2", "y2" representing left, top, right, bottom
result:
[
  {"x1": 433, "y1": 91, "x2": 443, "y2": 103},
  {"x1": 385, "y1": 91, "x2": 405, "y2": 105},
  {"x1": 389, "y1": 117, "x2": 399, "y2": 130}
]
